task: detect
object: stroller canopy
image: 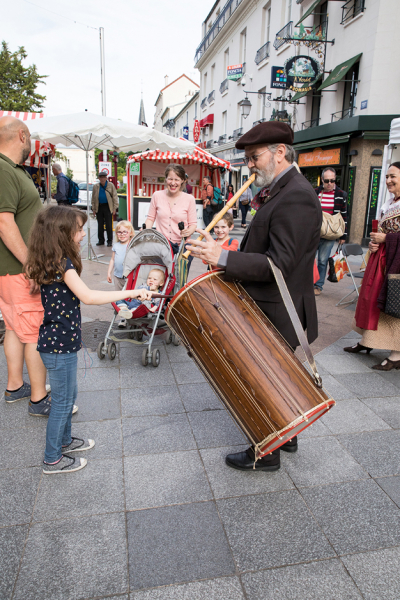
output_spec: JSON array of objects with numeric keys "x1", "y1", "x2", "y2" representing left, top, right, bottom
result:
[{"x1": 123, "y1": 230, "x2": 174, "y2": 278}]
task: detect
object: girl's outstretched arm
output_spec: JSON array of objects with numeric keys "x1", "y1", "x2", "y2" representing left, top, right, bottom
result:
[
  {"x1": 107, "y1": 252, "x2": 116, "y2": 283},
  {"x1": 64, "y1": 269, "x2": 151, "y2": 305}
]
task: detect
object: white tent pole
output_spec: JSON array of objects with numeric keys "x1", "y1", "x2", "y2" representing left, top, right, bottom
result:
[
  {"x1": 99, "y1": 28, "x2": 106, "y2": 117},
  {"x1": 86, "y1": 148, "x2": 92, "y2": 260}
]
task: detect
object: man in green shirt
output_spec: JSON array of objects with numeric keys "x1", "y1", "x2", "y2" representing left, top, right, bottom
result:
[{"x1": 0, "y1": 116, "x2": 49, "y2": 411}]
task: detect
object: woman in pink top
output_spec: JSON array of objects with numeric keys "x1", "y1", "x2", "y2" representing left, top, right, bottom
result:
[{"x1": 145, "y1": 164, "x2": 198, "y2": 261}]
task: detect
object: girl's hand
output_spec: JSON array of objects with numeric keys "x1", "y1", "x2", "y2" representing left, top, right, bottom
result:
[
  {"x1": 370, "y1": 232, "x2": 386, "y2": 244},
  {"x1": 107, "y1": 274, "x2": 112, "y2": 283},
  {"x1": 369, "y1": 241, "x2": 380, "y2": 253},
  {"x1": 129, "y1": 288, "x2": 152, "y2": 301}
]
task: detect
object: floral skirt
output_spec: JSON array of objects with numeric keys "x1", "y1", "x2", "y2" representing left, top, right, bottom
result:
[{"x1": 355, "y1": 312, "x2": 400, "y2": 351}]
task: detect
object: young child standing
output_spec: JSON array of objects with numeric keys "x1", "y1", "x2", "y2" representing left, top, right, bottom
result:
[
  {"x1": 116, "y1": 268, "x2": 165, "y2": 319},
  {"x1": 107, "y1": 220, "x2": 135, "y2": 328},
  {"x1": 202, "y1": 213, "x2": 239, "y2": 271},
  {"x1": 25, "y1": 206, "x2": 152, "y2": 474}
]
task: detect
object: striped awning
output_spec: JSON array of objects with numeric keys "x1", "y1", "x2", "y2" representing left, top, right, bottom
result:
[
  {"x1": 127, "y1": 146, "x2": 232, "y2": 170},
  {"x1": 0, "y1": 111, "x2": 45, "y2": 121},
  {"x1": 0, "y1": 112, "x2": 54, "y2": 166}
]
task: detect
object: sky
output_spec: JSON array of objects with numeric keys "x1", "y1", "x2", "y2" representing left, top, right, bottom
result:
[{"x1": 6, "y1": 0, "x2": 216, "y2": 125}]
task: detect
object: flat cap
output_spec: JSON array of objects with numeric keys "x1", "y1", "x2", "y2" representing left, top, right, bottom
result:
[
  {"x1": 98, "y1": 171, "x2": 108, "y2": 177},
  {"x1": 235, "y1": 122, "x2": 294, "y2": 149}
]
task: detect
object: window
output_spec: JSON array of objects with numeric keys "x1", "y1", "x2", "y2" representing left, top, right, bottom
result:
[
  {"x1": 211, "y1": 64, "x2": 215, "y2": 90},
  {"x1": 222, "y1": 111, "x2": 227, "y2": 134},
  {"x1": 203, "y1": 72, "x2": 207, "y2": 95},
  {"x1": 287, "y1": 0, "x2": 292, "y2": 22},
  {"x1": 342, "y1": 62, "x2": 359, "y2": 118},
  {"x1": 194, "y1": 102, "x2": 197, "y2": 119},
  {"x1": 341, "y1": 0, "x2": 365, "y2": 24},
  {"x1": 311, "y1": 91, "x2": 321, "y2": 127},
  {"x1": 240, "y1": 28, "x2": 247, "y2": 64},
  {"x1": 259, "y1": 87, "x2": 267, "y2": 120},
  {"x1": 224, "y1": 48, "x2": 229, "y2": 73},
  {"x1": 186, "y1": 111, "x2": 189, "y2": 125},
  {"x1": 261, "y1": 3, "x2": 271, "y2": 44}
]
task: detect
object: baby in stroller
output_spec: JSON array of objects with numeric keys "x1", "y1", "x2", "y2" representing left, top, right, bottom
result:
[{"x1": 116, "y1": 268, "x2": 165, "y2": 319}]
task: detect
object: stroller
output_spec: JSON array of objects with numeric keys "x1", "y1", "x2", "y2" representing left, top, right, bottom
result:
[{"x1": 97, "y1": 230, "x2": 181, "y2": 367}]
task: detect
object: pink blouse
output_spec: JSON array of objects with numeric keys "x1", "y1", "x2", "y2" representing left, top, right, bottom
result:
[{"x1": 147, "y1": 190, "x2": 197, "y2": 243}]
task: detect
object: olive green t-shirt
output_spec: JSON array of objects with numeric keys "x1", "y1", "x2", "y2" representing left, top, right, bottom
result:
[{"x1": 0, "y1": 152, "x2": 42, "y2": 276}]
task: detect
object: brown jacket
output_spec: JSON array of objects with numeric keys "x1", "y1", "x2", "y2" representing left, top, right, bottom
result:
[{"x1": 91, "y1": 181, "x2": 118, "y2": 213}]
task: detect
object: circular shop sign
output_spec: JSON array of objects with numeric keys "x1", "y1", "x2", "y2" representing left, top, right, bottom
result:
[{"x1": 284, "y1": 55, "x2": 321, "y2": 93}]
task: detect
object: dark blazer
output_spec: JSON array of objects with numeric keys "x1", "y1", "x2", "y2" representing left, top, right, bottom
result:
[{"x1": 225, "y1": 167, "x2": 322, "y2": 348}]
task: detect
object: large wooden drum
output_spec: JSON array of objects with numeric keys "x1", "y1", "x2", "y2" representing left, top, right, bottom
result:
[{"x1": 165, "y1": 270, "x2": 335, "y2": 459}]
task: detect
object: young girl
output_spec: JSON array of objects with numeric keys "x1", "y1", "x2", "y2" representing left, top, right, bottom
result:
[
  {"x1": 107, "y1": 220, "x2": 135, "y2": 328},
  {"x1": 202, "y1": 213, "x2": 239, "y2": 270},
  {"x1": 25, "y1": 206, "x2": 152, "y2": 475}
]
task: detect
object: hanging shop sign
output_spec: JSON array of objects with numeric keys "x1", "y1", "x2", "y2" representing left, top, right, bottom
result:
[
  {"x1": 284, "y1": 55, "x2": 322, "y2": 93},
  {"x1": 270, "y1": 67, "x2": 288, "y2": 89},
  {"x1": 298, "y1": 147, "x2": 341, "y2": 167},
  {"x1": 129, "y1": 162, "x2": 140, "y2": 175},
  {"x1": 193, "y1": 120, "x2": 200, "y2": 144},
  {"x1": 227, "y1": 64, "x2": 243, "y2": 81},
  {"x1": 183, "y1": 125, "x2": 189, "y2": 140}
]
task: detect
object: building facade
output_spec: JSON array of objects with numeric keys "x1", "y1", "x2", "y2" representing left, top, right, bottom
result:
[
  {"x1": 193, "y1": 0, "x2": 400, "y2": 243},
  {"x1": 56, "y1": 145, "x2": 96, "y2": 183},
  {"x1": 153, "y1": 75, "x2": 199, "y2": 134}
]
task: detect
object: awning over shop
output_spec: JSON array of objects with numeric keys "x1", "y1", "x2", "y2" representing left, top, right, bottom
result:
[
  {"x1": 127, "y1": 145, "x2": 232, "y2": 170},
  {"x1": 293, "y1": 134, "x2": 350, "y2": 152},
  {"x1": 295, "y1": 0, "x2": 321, "y2": 26},
  {"x1": 200, "y1": 114, "x2": 214, "y2": 128},
  {"x1": 318, "y1": 53, "x2": 362, "y2": 91}
]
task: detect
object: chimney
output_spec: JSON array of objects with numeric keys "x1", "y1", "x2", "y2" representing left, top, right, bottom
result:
[{"x1": 164, "y1": 75, "x2": 169, "y2": 86}]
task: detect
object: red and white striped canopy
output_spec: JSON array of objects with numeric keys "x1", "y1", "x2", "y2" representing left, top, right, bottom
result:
[
  {"x1": 0, "y1": 111, "x2": 45, "y2": 121},
  {"x1": 0, "y1": 111, "x2": 54, "y2": 166},
  {"x1": 127, "y1": 146, "x2": 232, "y2": 170}
]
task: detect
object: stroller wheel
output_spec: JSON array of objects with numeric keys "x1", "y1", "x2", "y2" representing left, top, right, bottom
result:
[
  {"x1": 172, "y1": 334, "x2": 180, "y2": 346},
  {"x1": 107, "y1": 342, "x2": 117, "y2": 360},
  {"x1": 165, "y1": 331, "x2": 173, "y2": 345},
  {"x1": 97, "y1": 341, "x2": 106, "y2": 360},
  {"x1": 152, "y1": 349, "x2": 160, "y2": 367},
  {"x1": 141, "y1": 348, "x2": 149, "y2": 367}
]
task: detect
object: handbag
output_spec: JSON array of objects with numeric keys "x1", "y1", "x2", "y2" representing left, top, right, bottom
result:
[
  {"x1": 320, "y1": 211, "x2": 345, "y2": 240},
  {"x1": 384, "y1": 274, "x2": 400, "y2": 318}
]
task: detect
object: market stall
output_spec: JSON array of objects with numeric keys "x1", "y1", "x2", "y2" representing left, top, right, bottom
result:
[{"x1": 126, "y1": 146, "x2": 233, "y2": 229}]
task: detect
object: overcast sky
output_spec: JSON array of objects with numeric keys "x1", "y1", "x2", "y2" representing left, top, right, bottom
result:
[{"x1": 7, "y1": 0, "x2": 215, "y2": 125}]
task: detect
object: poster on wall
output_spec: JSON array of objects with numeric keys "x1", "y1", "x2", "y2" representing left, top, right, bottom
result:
[
  {"x1": 284, "y1": 55, "x2": 322, "y2": 93},
  {"x1": 227, "y1": 64, "x2": 243, "y2": 81}
]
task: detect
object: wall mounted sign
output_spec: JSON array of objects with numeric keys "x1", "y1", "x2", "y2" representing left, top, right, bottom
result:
[
  {"x1": 183, "y1": 125, "x2": 189, "y2": 140},
  {"x1": 227, "y1": 64, "x2": 243, "y2": 81},
  {"x1": 270, "y1": 66, "x2": 288, "y2": 89},
  {"x1": 361, "y1": 100, "x2": 368, "y2": 110},
  {"x1": 193, "y1": 120, "x2": 200, "y2": 143},
  {"x1": 284, "y1": 55, "x2": 322, "y2": 93},
  {"x1": 298, "y1": 147, "x2": 341, "y2": 167},
  {"x1": 98, "y1": 161, "x2": 112, "y2": 176},
  {"x1": 129, "y1": 162, "x2": 140, "y2": 175}
]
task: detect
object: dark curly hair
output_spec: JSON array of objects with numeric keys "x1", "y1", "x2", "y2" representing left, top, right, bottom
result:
[{"x1": 24, "y1": 205, "x2": 87, "y2": 285}]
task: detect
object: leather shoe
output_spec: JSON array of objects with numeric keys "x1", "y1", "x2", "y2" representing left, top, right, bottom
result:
[
  {"x1": 96, "y1": 242, "x2": 104, "y2": 246},
  {"x1": 280, "y1": 436, "x2": 298, "y2": 453},
  {"x1": 225, "y1": 446, "x2": 280, "y2": 471},
  {"x1": 107, "y1": 242, "x2": 113, "y2": 247}
]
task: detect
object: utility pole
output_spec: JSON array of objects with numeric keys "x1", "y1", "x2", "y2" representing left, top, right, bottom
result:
[{"x1": 99, "y1": 27, "x2": 106, "y2": 116}]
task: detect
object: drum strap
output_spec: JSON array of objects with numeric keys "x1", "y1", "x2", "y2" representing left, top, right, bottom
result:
[{"x1": 267, "y1": 258, "x2": 323, "y2": 388}]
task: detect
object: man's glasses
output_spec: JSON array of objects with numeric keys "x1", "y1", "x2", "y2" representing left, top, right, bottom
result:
[
  {"x1": 324, "y1": 179, "x2": 336, "y2": 184},
  {"x1": 243, "y1": 148, "x2": 270, "y2": 166}
]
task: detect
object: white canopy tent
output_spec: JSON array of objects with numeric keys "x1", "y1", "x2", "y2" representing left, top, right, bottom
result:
[
  {"x1": 376, "y1": 118, "x2": 400, "y2": 216},
  {"x1": 27, "y1": 112, "x2": 195, "y2": 259}
]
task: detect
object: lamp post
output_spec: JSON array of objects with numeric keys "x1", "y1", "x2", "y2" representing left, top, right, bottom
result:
[{"x1": 239, "y1": 96, "x2": 252, "y2": 119}]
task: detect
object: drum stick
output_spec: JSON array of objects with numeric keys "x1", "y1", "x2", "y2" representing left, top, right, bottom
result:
[{"x1": 182, "y1": 173, "x2": 256, "y2": 259}]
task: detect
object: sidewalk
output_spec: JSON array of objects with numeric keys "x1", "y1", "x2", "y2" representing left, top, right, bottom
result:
[{"x1": 2, "y1": 223, "x2": 400, "y2": 599}]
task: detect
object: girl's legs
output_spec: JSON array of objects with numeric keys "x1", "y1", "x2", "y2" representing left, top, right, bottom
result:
[{"x1": 40, "y1": 352, "x2": 78, "y2": 463}]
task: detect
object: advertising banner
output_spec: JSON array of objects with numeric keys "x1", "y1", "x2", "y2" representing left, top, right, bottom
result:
[
  {"x1": 271, "y1": 67, "x2": 288, "y2": 89},
  {"x1": 284, "y1": 55, "x2": 322, "y2": 93},
  {"x1": 193, "y1": 120, "x2": 200, "y2": 143},
  {"x1": 227, "y1": 64, "x2": 243, "y2": 81},
  {"x1": 298, "y1": 147, "x2": 341, "y2": 167},
  {"x1": 183, "y1": 125, "x2": 189, "y2": 140}
]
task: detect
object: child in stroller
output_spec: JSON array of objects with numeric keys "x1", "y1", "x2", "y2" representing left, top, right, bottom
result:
[{"x1": 116, "y1": 268, "x2": 165, "y2": 319}]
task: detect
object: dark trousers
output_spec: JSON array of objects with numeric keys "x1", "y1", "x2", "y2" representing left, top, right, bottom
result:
[
  {"x1": 203, "y1": 206, "x2": 214, "y2": 229},
  {"x1": 240, "y1": 202, "x2": 250, "y2": 225},
  {"x1": 97, "y1": 203, "x2": 113, "y2": 244}
]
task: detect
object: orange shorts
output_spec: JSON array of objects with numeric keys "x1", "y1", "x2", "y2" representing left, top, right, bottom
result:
[{"x1": 0, "y1": 273, "x2": 44, "y2": 344}]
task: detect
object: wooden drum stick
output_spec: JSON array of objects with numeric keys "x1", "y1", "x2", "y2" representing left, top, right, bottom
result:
[{"x1": 183, "y1": 173, "x2": 256, "y2": 259}]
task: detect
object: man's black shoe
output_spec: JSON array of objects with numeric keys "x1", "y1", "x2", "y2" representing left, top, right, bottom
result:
[
  {"x1": 96, "y1": 242, "x2": 104, "y2": 246},
  {"x1": 225, "y1": 447, "x2": 280, "y2": 472},
  {"x1": 107, "y1": 242, "x2": 113, "y2": 247},
  {"x1": 280, "y1": 436, "x2": 298, "y2": 453}
]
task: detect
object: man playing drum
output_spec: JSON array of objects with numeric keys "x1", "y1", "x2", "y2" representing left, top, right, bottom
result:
[{"x1": 187, "y1": 122, "x2": 322, "y2": 472}]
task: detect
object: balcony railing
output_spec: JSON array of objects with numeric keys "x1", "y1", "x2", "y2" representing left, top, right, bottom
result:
[
  {"x1": 200, "y1": 97, "x2": 208, "y2": 110},
  {"x1": 218, "y1": 134, "x2": 227, "y2": 145},
  {"x1": 341, "y1": 0, "x2": 365, "y2": 24},
  {"x1": 194, "y1": 0, "x2": 244, "y2": 64},
  {"x1": 273, "y1": 21, "x2": 293, "y2": 50},
  {"x1": 253, "y1": 118, "x2": 266, "y2": 127},
  {"x1": 208, "y1": 90, "x2": 215, "y2": 104},
  {"x1": 219, "y1": 78, "x2": 229, "y2": 94},
  {"x1": 301, "y1": 117, "x2": 320, "y2": 130},
  {"x1": 331, "y1": 107, "x2": 356, "y2": 122},
  {"x1": 255, "y1": 42, "x2": 270, "y2": 65},
  {"x1": 206, "y1": 140, "x2": 214, "y2": 149},
  {"x1": 232, "y1": 128, "x2": 243, "y2": 141}
]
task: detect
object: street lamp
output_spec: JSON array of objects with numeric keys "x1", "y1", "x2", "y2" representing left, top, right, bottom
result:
[{"x1": 239, "y1": 96, "x2": 252, "y2": 119}]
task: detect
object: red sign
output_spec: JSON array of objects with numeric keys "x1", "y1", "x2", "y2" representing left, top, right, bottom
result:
[{"x1": 193, "y1": 119, "x2": 200, "y2": 144}]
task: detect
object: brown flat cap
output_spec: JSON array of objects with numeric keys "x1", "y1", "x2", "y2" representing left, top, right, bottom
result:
[{"x1": 235, "y1": 122, "x2": 294, "y2": 149}]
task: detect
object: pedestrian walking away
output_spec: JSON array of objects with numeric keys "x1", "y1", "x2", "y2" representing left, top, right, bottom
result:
[
  {"x1": 187, "y1": 121, "x2": 322, "y2": 473},
  {"x1": 91, "y1": 171, "x2": 119, "y2": 246},
  {"x1": 52, "y1": 163, "x2": 70, "y2": 206},
  {"x1": 314, "y1": 167, "x2": 347, "y2": 295},
  {"x1": 25, "y1": 205, "x2": 152, "y2": 474},
  {"x1": 239, "y1": 177, "x2": 253, "y2": 228}
]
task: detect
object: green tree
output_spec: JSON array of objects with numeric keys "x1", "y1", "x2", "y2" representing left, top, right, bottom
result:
[
  {"x1": 0, "y1": 41, "x2": 46, "y2": 112},
  {"x1": 66, "y1": 167, "x2": 74, "y2": 180}
]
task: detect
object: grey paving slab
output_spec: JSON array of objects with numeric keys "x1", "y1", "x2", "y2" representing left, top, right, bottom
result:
[
  {"x1": 0, "y1": 426, "x2": 45, "y2": 470},
  {"x1": 362, "y1": 396, "x2": 400, "y2": 428},
  {"x1": 341, "y1": 331, "x2": 362, "y2": 339},
  {"x1": 343, "y1": 547, "x2": 400, "y2": 600},
  {"x1": 0, "y1": 467, "x2": 41, "y2": 526},
  {"x1": 132, "y1": 577, "x2": 245, "y2": 600},
  {"x1": 375, "y1": 475, "x2": 400, "y2": 508},
  {"x1": 121, "y1": 384, "x2": 184, "y2": 417},
  {"x1": 339, "y1": 373, "x2": 400, "y2": 398},
  {"x1": 178, "y1": 382, "x2": 223, "y2": 412},
  {"x1": 316, "y1": 354, "x2": 372, "y2": 374},
  {"x1": 71, "y1": 419, "x2": 123, "y2": 461},
  {"x1": 127, "y1": 502, "x2": 235, "y2": 590},
  {"x1": 374, "y1": 369, "x2": 400, "y2": 390},
  {"x1": 77, "y1": 365, "x2": 120, "y2": 391},
  {"x1": 281, "y1": 436, "x2": 367, "y2": 487},
  {"x1": 321, "y1": 375, "x2": 356, "y2": 400},
  {"x1": 241, "y1": 559, "x2": 362, "y2": 600},
  {"x1": 33, "y1": 458, "x2": 124, "y2": 521},
  {"x1": 171, "y1": 360, "x2": 206, "y2": 384},
  {"x1": 122, "y1": 414, "x2": 196, "y2": 455},
  {"x1": 300, "y1": 416, "x2": 332, "y2": 438},
  {"x1": 124, "y1": 451, "x2": 212, "y2": 510},
  {"x1": 322, "y1": 398, "x2": 391, "y2": 435},
  {"x1": 71, "y1": 389, "x2": 121, "y2": 423},
  {"x1": 301, "y1": 479, "x2": 400, "y2": 555},
  {"x1": 0, "y1": 525, "x2": 29, "y2": 600},
  {"x1": 339, "y1": 430, "x2": 400, "y2": 478},
  {"x1": 0, "y1": 396, "x2": 48, "y2": 430},
  {"x1": 13, "y1": 513, "x2": 128, "y2": 600},
  {"x1": 118, "y1": 344, "x2": 167, "y2": 367},
  {"x1": 120, "y1": 363, "x2": 176, "y2": 388},
  {"x1": 187, "y1": 410, "x2": 246, "y2": 448},
  {"x1": 200, "y1": 445, "x2": 294, "y2": 498},
  {"x1": 77, "y1": 348, "x2": 120, "y2": 368},
  {"x1": 164, "y1": 342, "x2": 193, "y2": 363},
  {"x1": 217, "y1": 491, "x2": 335, "y2": 572}
]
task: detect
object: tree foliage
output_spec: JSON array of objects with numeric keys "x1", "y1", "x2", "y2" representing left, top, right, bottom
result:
[{"x1": 0, "y1": 41, "x2": 47, "y2": 112}]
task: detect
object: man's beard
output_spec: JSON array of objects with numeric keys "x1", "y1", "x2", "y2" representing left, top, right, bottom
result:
[
  {"x1": 250, "y1": 153, "x2": 277, "y2": 188},
  {"x1": 20, "y1": 140, "x2": 31, "y2": 164}
]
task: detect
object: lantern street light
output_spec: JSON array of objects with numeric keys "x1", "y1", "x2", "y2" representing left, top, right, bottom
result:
[{"x1": 239, "y1": 96, "x2": 252, "y2": 119}]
